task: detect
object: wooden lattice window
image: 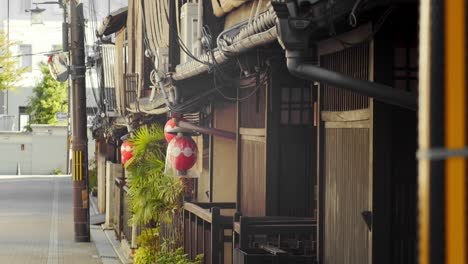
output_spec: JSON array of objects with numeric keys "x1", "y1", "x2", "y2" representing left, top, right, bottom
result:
[
  {"x1": 393, "y1": 45, "x2": 418, "y2": 93},
  {"x1": 280, "y1": 87, "x2": 313, "y2": 125}
]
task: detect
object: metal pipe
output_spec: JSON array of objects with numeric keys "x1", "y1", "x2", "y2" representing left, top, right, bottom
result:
[
  {"x1": 197, "y1": 0, "x2": 203, "y2": 57},
  {"x1": 285, "y1": 50, "x2": 418, "y2": 110},
  {"x1": 177, "y1": 120, "x2": 236, "y2": 140},
  {"x1": 208, "y1": 104, "x2": 213, "y2": 203},
  {"x1": 173, "y1": 27, "x2": 277, "y2": 80}
]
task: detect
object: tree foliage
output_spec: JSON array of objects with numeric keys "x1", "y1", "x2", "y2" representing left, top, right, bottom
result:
[
  {"x1": 26, "y1": 64, "x2": 68, "y2": 125},
  {"x1": 0, "y1": 30, "x2": 27, "y2": 91}
]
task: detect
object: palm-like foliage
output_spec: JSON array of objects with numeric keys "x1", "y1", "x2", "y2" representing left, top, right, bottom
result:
[{"x1": 126, "y1": 125, "x2": 183, "y2": 226}]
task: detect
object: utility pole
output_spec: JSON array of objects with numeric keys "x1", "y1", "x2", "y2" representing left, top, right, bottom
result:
[
  {"x1": 5, "y1": 0, "x2": 9, "y2": 115},
  {"x1": 70, "y1": 0, "x2": 90, "y2": 242}
]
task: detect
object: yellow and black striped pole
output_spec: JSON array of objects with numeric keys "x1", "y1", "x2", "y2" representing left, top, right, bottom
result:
[{"x1": 418, "y1": 0, "x2": 467, "y2": 263}]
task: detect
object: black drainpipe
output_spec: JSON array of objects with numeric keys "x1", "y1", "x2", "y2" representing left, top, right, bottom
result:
[{"x1": 285, "y1": 50, "x2": 417, "y2": 110}]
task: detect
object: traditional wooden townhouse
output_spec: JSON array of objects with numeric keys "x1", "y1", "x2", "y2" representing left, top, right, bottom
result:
[{"x1": 92, "y1": 0, "x2": 420, "y2": 263}]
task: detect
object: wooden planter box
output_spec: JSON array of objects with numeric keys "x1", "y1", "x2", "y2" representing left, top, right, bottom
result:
[{"x1": 233, "y1": 248, "x2": 315, "y2": 264}]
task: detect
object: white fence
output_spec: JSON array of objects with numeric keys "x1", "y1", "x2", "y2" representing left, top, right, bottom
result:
[
  {"x1": 0, "y1": 125, "x2": 67, "y2": 175},
  {"x1": 0, "y1": 115, "x2": 16, "y2": 131}
]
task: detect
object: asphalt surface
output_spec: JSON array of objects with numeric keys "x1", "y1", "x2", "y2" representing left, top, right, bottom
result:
[{"x1": 0, "y1": 175, "x2": 102, "y2": 264}]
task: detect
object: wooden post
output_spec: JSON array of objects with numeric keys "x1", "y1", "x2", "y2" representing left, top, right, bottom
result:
[{"x1": 211, "y1": 207, "x2": 220, "y2": 264}]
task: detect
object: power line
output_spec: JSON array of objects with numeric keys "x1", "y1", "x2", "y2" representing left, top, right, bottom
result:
[{"x1": 10, "y1": 49, "x2": 64, "y2": 58}]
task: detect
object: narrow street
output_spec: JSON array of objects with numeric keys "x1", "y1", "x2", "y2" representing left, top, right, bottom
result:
[{"x1": 0, "y1": 175, "x2": 101, "y2": 264}]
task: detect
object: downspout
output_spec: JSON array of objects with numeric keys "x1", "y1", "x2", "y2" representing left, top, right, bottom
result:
[
  {"x1": 285, "y1": 50, "x2": 418, "y2": 110},
  {"x1": 177, "y1": 120, "x2": 236, "y2": 140},
  {"x1": 197, "y1": 0, "x2": 203, "y2": 56}
]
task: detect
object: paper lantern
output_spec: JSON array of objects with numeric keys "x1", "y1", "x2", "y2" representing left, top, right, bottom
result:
[
  {"x1": 168, "y1": 134, "x2": 198, "y2": 174},
  {"x1": 120, "y1": 141, "x2": 133, "y2": 165},
  {"x1": 164, "y1": 118, "x2": 186, "y2": 142}
]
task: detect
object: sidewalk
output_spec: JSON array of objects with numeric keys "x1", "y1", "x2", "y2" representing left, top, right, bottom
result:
[{"x1": 90, "y1": 193, "x2": 132, "y2": 264}]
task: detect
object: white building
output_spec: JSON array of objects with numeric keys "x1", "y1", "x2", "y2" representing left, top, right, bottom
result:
[
  {"x1": 0, "y1": 0, "x2": 127, "y2": 173},
  {"x1": 0, "y1": 0, "x2": 127, "y2": 131}
]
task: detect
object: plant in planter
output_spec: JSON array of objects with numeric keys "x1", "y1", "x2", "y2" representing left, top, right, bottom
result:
[
  {"x1": 134, "y1": 228, "x2": 203, "y2": 264},
  {"x1": 126, "y1": 125, "x2": 202, "y2": 264},
  {"x1": 126, "y1": 125, "x2": 183, "y2": 226}
]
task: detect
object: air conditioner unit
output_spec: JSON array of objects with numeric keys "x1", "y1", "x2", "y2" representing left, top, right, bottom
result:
[{"x1": 180, "y1": 3, "x2": 199, "y2": 64}]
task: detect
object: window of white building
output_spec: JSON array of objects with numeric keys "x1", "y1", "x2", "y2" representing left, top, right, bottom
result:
[
  {"x1": 18, "y1": 107, "x2": 29, "y2": 132},
  {"x1": 19, "y1": 44, "x2": 32, "y2": 71}
]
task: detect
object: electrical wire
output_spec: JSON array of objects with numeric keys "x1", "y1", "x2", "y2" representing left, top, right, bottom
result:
[
  {"x1": 10, "y1": 49, "x2": 64, "y2": 58},
  {"x1": 79, "y1": 1, "x2": 103, "y2": 115},
  {"x1": 202, "y1": 24, "x2": 270, "y2": 101},
  {"x1": 213, "y1": 68, "x2": 270, "y2": 101},
  {"x1": 330, "y1": 5, "x2": 396, "y2": 48},
  {"x1": 138, "y1": 0, "x2": 217, "y2": 114},
  {"x1": 139, "y1": 0, "x2": 271, "y2": 112}
]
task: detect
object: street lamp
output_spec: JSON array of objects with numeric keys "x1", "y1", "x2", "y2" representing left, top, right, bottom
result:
[
  {"x1": 27, "y1": 5, "x2": 46, "y2": 25},
  {"x1": 26, "y1": 0, "x2": 68, "y2": 52}
]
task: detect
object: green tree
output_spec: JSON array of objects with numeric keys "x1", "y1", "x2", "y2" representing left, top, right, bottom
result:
[
  {"x1": 0, "y1": 30, "x2": 27, "y2": 91},
  {"x1": 26, "y1": 64, "x2": 68, "y2": 124}
]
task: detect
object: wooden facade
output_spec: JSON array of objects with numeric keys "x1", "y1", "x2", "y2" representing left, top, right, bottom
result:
[
  {"x1": 93, "y1": 1, "x2": 421, "y2": 263},
  {"x1": 318, "y1": 28, "x2": 373, "y2": 264}
]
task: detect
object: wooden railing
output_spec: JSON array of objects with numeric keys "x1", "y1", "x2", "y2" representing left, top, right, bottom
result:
[
  {"x1": 232, "y1": 215, "x2": 317, "y2": 264},
  {"x1": 183, "y1": 202, "x2": 236, "y2": 264},
  {"x1": 121, "y1": 186, "x2": 134, "y2": 243},
  {"x1": 114, "y1": 177, "x2": 138, "y2": 244},
  {"x1": 114, "y1": 177, "x2": 125, "y2": 240}
]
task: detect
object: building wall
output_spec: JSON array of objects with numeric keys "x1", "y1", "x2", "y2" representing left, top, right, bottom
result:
[
  {"x1": 30, "y1": 125, "x2": 68, "y2": 174},
  {"x1": 6, "y1": 86, "x2": 34, "y2": 130},
  {"x1": 0, "y1": 131, "x2": 32, "y2": 174},
  {"x1": 212, "y1": 102, "x2": 237, "y2": 202},
  {"x1": 0, "y1": 125, "x2": 67, "y2": 175}
]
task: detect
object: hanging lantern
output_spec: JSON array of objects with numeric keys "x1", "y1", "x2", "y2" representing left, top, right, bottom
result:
[
  {"x1": 168, "y1": 134, "x2": 198, "y2": 175},
  {"x1": 164, "y1": 118, "x2": 185, "y2": 142},
  {"x1": 121, "y1": 141, "x2": 134, "y2": 165}
]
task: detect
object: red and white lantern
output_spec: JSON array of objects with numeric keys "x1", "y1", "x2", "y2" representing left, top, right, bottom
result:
[
  {"x1": 121, "y1": 141, "x2": 134, "y2": 165},
  {"x1": 168, "y1": 134, "x2": 198, "y2": 175},
  {"x1": 164, "y1": 118, "x2": 185, "y2": 142}
]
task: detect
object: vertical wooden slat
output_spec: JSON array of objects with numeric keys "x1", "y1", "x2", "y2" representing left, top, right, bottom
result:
[
  {"x1": 194, "y1": 216, "x2": 198, "y2": 257},
  {"x1": 321, "y1": 42, "x2": 371, "y2": 264},
  {"x1": 188, "y1": 212, "x2": 192, "y2": 259},
  {"x1": 240, "y1": 140, "x2": 266, "y2": 216},
  {"x1": 202, "y1": 220, "x2": 205, "y2": 257},
  {"x1": 445, "y1": 0, "x2": 467, "y2": 262},
  {"x1": 206, "y1": 223, "x2": 212, "y2": 264},
  {"x1": 417, "y1": 0, "x2": 432, "y2": 263},
  {"x1": 211, "y1": 207, "x2": 220, "y2": 264}
]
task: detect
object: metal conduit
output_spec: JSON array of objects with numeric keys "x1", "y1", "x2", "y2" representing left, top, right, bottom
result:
[{"x1": 285, "y1": 50, "x2": 418, "y2": 110}]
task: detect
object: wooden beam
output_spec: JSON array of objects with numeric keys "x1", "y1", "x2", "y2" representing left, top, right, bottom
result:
[
  {"x1": 183, "y1": 202, "x2": 212, "y2": 223},
  {"x1": 324, "y1": 120, "x2": 370, "y2": 129},
  {"x1": 239, "y1": 127, "x2": 266, "y2": 137},
  {"x1": 321, "y1": 109, "x2": 370, "y2": 122},
  {"x1": 241, "y1": 135, "x2": 266, "y2": 143}
]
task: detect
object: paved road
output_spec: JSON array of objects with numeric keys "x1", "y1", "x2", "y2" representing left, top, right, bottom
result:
[{"x1": 0, "y1": 175, "x2": 101, "y2": 264}]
